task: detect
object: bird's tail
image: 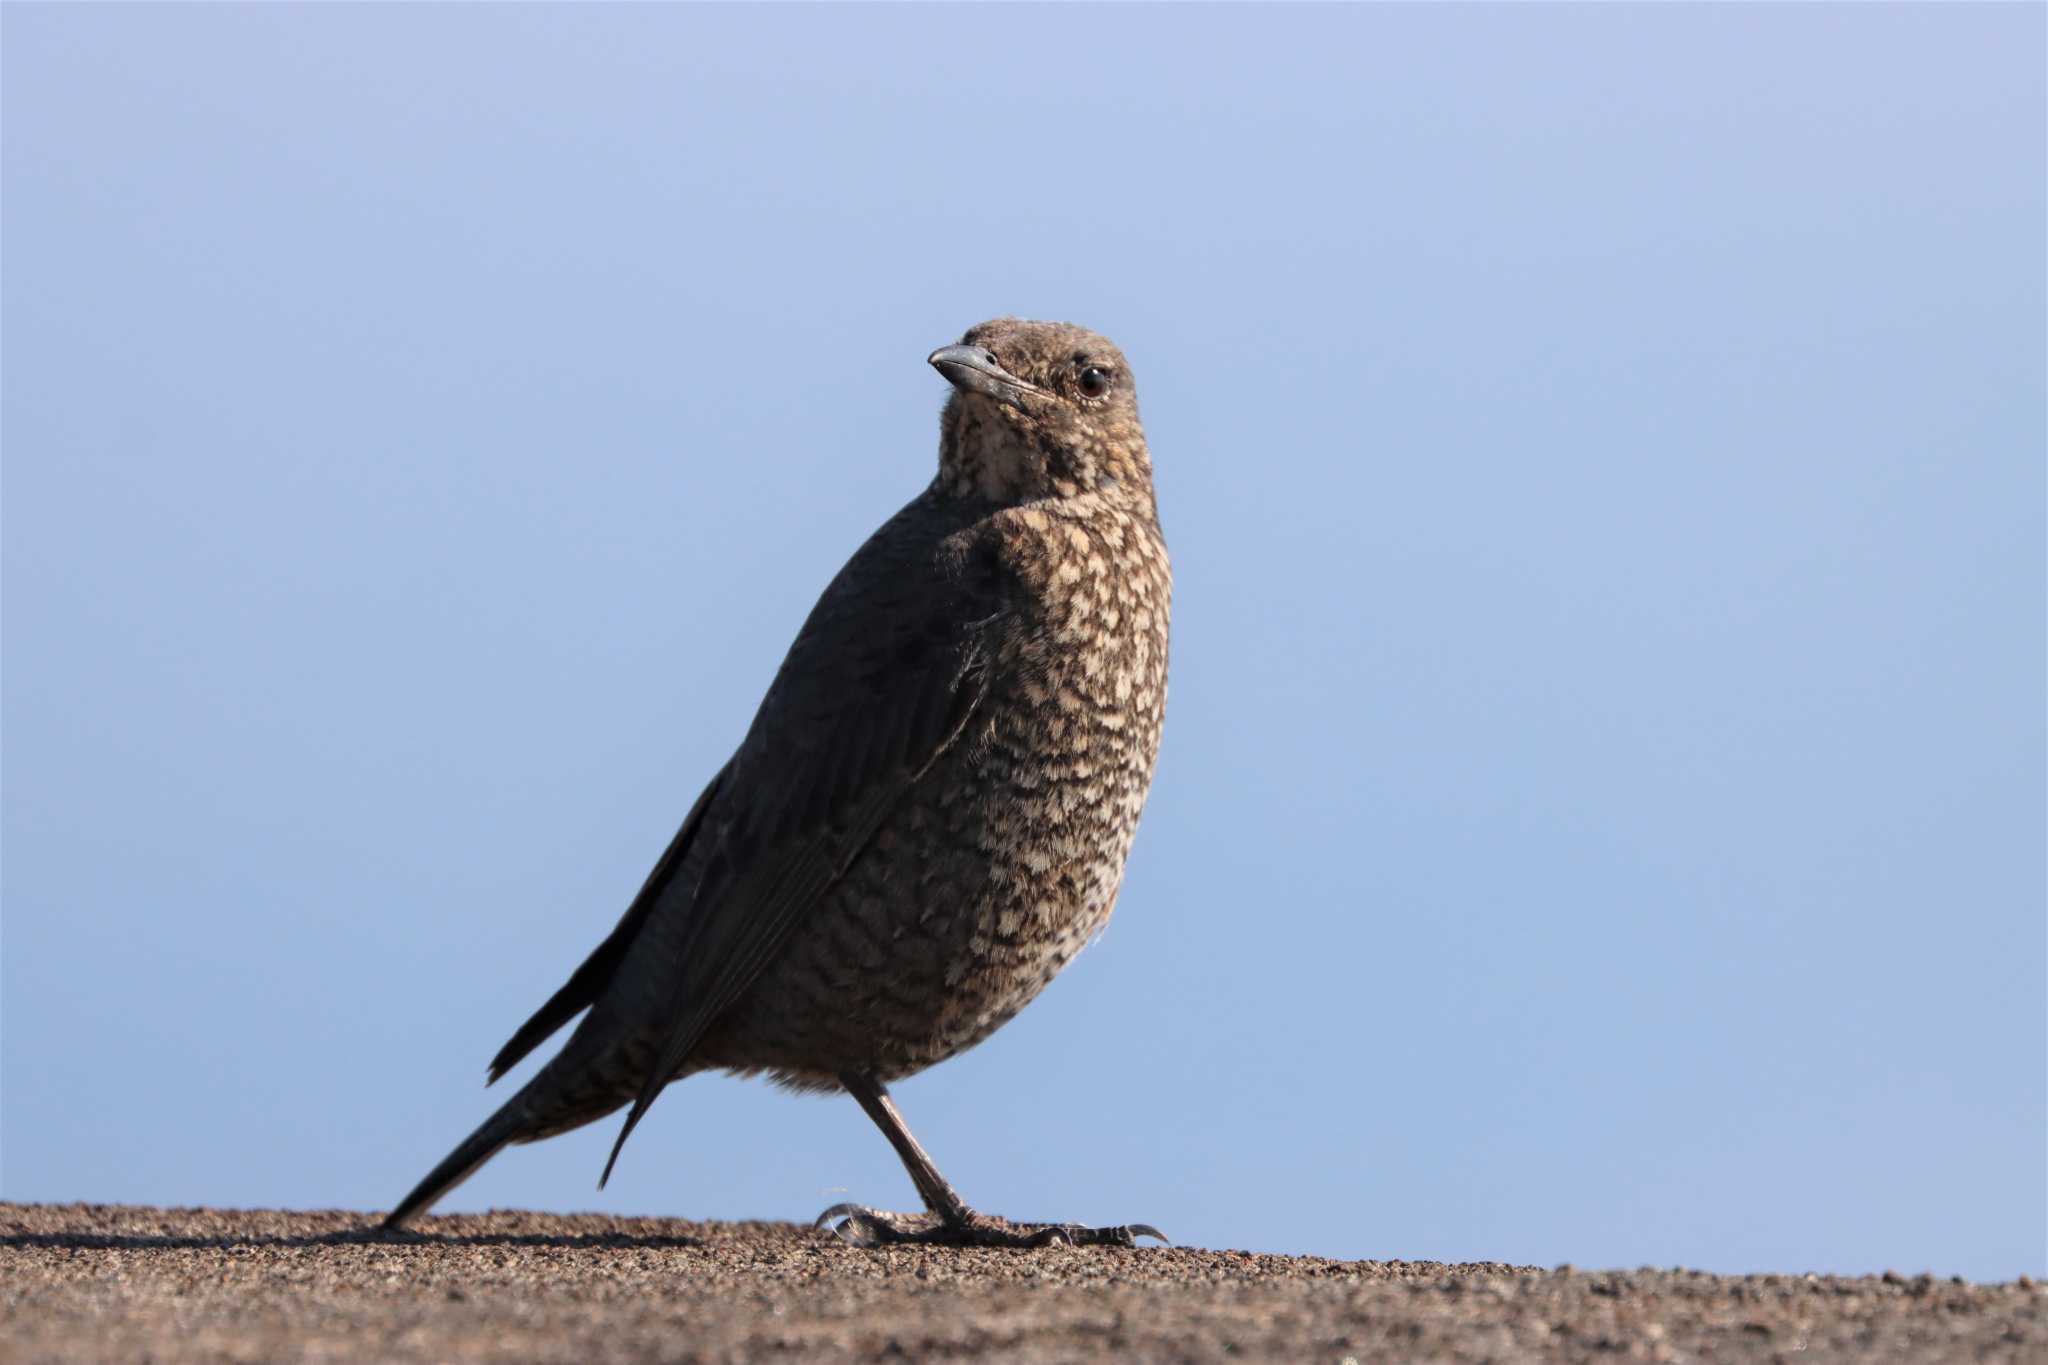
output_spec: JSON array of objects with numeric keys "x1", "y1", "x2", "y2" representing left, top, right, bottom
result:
[
  {"x1": 382, "y1": 1093, "x2": 531, "y2": 1231},
  {"x1": 381, "y1": 1038, "x2": 641, "y2": 1231}
]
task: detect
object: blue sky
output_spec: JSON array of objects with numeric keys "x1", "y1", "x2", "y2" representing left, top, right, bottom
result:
[{"x1": 4, "y1": 5, "x2": 2041, "y2": 1280}]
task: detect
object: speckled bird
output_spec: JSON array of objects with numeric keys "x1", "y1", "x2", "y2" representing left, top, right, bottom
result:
[{"x1": 383, "y1": 318, "x2": 1170, "y2": 1247}]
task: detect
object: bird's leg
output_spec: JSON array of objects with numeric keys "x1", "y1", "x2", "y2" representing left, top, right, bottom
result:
[
  {"x1": 813, "y1": 1072, "x2": 1167, "y2": 1249},
  {"x1": 842, "y1": 1071, "x2": 975, "y2": 1224}
]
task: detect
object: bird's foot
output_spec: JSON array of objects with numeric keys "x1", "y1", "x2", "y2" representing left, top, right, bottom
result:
[{"x1": 813, "y1": 1202, "x2": 1167, "y2": 1249}]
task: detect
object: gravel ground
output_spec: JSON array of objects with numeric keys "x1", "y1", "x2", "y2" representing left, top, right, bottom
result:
[{"x1": 2, "y1": 1203, "x2": 2040, "y2": 1363}]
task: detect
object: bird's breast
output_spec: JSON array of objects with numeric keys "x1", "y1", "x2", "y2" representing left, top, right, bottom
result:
[{"x1": 963, "y1": 497, "x2": 1172, "y2": 927}]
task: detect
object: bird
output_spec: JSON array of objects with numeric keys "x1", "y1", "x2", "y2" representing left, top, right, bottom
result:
[{"x1": 381, "y1": 318, "x2": 1171, "y2": 1248}]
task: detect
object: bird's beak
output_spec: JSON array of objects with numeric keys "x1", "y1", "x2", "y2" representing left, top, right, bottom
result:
[{"x1": 928, "y1": 344, "x2": 1044, "y2": 410}]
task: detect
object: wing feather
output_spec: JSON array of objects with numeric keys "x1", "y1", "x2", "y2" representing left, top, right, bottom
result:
[{"x1": 596, "y1": 521, "x2": 1010, "y2": 1184}]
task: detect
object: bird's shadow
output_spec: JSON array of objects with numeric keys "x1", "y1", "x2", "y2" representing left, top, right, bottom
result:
[{"x1": 1, "y1": 1227, "x2": 704, "y2": 1252}]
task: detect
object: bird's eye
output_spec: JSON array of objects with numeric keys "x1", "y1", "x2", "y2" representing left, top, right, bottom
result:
[{"x1": 1078, "y1": 366, "x2": 1113, "y2": 398}]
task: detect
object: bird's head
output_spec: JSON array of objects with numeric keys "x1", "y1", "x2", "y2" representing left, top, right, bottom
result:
[{"x1": 929, "y1": 318, "x2": 1152, "y2": 507}]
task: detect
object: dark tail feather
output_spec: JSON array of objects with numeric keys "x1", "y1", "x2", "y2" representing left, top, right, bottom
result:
[
  {"x1": 489, "y1": 968, "x2": 605, "y2": 1087},
  {"x1": 382, "y1": 1100, "x2": 528, "y2": 1230},
  {"x1": 492, "y1": 764, "x2": 730, "y2": 1086}
]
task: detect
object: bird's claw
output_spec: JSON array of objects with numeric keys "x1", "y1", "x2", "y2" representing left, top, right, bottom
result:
[
  {"x1": 812, "y1": 1202, "x2": 894, "y2": 1246},
  {"x1": 1019, "y1": 1221, "x2": 1169, "y2": 1248},
  {"x1": 811, "y1": 1203, "x2": 1168, "y2": 1249}
]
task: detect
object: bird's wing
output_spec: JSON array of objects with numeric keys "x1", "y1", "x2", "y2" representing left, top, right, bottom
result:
[
  {"x1": 598, "y1": 526, "x2": 1013, "y2": 1184},
  {"x1": 486, "y1": 757, "x2": 733, "y2": 1086}
]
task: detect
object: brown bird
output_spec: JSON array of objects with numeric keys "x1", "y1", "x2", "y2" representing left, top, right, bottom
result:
[{"x1": 383, "y1": 318, "x2": 1171, "y2": 1247}]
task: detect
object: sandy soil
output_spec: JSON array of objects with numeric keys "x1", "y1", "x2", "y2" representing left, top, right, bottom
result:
[{"x1": 2, "y1": 1203, "x2": 2039, "y2": 1363}]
